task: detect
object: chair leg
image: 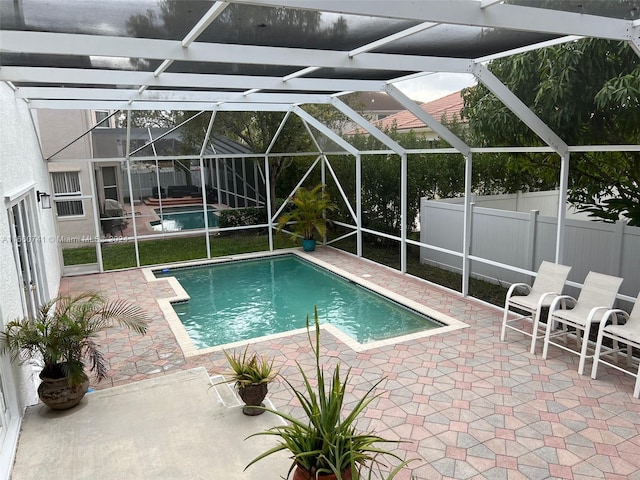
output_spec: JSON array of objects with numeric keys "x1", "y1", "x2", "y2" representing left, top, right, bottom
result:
[
  {"x1": 591, "y1": 330, "x2": 604, "y2": 380},
  {"x1": 530, "y1": 308, "x2": 542, "y2": 354},
  {"x1": 634, "y1": 367, "x2": 640, "y2": 399},
  {"x1": 542, "y1": 316, "x2": 554, "y2": 359},
  {"x1": 500, "y1": 304, "x2": 509, "y2": 342},
  {"x1": 577, "y1": 323, "x2": 593, "y2": 376}
]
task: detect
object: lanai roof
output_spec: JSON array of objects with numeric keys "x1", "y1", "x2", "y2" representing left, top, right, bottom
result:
[{"x1": 1, "y1": 0, "x2": 639, "y2": 144}]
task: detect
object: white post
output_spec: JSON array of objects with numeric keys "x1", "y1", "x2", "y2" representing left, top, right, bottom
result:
[
  {"x1": 462, "y1": 153, "x2": 473, "y2": 296},
  {"x1": 356, "y1": 153, "x2": 362, "y2": 257},
  {"x1": 555, "y1": 153, "x2": 569, "y2": 264},
  {"x1": 400, "y1": 153, "x2": 407, "y2": 273},
  {"x1": 124, "y1": 110, "x2": 140, "y2": 268},
  {"x1": 265, "y1": 155, "x2": 273, "y2": 251}
]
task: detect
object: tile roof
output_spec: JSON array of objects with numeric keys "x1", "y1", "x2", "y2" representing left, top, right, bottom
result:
[{"x1": 347, "y1": 90, "x2": 464, "y2": 135}]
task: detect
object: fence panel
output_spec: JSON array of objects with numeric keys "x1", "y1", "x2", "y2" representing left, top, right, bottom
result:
[
  {"x1": 420, "y1": 199, "x2": 463, "y2": 271},
  {"x1": 420, "y1": 200, "x2": 640, "y2": 298}
]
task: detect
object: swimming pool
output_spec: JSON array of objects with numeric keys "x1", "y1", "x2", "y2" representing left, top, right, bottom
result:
[
  {"x1": 155, "y1": 255, "x2": 443, "y2": 349},
  {"x1": 151, "y1": 206, "x2": 219, "y2": 232}
]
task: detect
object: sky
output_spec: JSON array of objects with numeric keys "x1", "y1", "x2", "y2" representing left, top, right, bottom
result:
[{"x1": 396, "y1": 72, "x2": 477, "y2": 103}]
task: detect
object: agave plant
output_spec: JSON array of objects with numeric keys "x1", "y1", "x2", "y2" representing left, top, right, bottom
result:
[
  {"x1": 222, "y1": 346, "x2": 278, "y2": 388},
  {"x1": 245, "y1": 307, "x2": 411, "y2": 479},
  {"x1": 0, "y1": 292, "x2": 148, "y2": 386}
]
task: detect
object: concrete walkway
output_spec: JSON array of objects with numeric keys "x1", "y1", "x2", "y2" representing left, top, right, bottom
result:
[{"x1": 11, "y1": 368, "x2": 289, "y2": 479}]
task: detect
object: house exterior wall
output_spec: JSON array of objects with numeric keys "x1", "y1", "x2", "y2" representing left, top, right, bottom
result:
[
  {"x1": 37, "y1": 110, "x2": 97, "y2": 244},
  {"x1": 0, "y1": 82, "x2": 63, "y2": 477}
]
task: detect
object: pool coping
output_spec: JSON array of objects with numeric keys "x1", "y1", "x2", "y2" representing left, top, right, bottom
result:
[{"x1": 142, "y1": 249, "x2": 469, "y2": 356}]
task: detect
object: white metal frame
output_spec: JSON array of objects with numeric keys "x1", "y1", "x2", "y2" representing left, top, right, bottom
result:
[{"x1": 1, "y1": 0, "x2": 639, "y2": 294}]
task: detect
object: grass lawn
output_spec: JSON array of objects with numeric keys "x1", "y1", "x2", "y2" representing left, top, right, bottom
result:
[{"x1": 63, "y1": 234, "x2": 292, "y2": 271}]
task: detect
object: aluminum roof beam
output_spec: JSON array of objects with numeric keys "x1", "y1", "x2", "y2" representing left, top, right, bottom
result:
[
  {"x1": 292, "y1": 107, "x2": 359, "y2": 157},
  {"x1": 25, "y1": 100, "x2": 295, "y2": 111},
  {"x1": 329, "y1": 98, "x2": 406, "y2": 156},
  {"x1": 237, "y1": 0, "x2": 632, "y2": 41},
  {"x1": 385, "y1": 84, "x2": 470, "y2": 156},
  {"x1": 0, "y1": 67, "x2": 387, "y2": 93},
  {"x1": 14, "y1": 88, "x2": 334, "y2": 105},
  {"x1": 0, "y1": 31, "x2": 473, "y2": 75},
  {"x1": 470, "y1": 62, "x2": 568, "y2": 156}
]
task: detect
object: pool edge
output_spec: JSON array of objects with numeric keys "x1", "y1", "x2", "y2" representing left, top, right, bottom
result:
[{"x1": 143, "y1": 248, "x2": 470, "y2": 356}]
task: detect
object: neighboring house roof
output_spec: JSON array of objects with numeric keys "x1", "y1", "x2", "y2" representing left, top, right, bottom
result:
[{"x1": 345, "y1": 91, "x2": 464, "y2": 135}]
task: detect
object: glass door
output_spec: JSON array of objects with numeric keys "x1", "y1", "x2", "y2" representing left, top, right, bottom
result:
[{"x1": 8, "y1": 196, "x2": 46, "y2": 317}]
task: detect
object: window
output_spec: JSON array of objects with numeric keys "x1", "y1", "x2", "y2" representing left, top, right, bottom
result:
[
  {"x1": 51, "y1": 172, "x2": 84, "y2": 216},
  {"x1": 101, "y1": 166, "x2": 118, "y2": 201},
  {"x1": 95, "y1": 110, "x2": 110, "y2": 128}
]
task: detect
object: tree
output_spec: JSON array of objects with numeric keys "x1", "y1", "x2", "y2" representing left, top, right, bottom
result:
[
  {"x1": 122, "y1": 1, "x2": 350, "y2": 211},
  {"x1": 462, "y1": 38, "x2": 640, "y2": 224}
]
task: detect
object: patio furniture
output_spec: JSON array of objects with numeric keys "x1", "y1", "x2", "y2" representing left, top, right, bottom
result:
[
  {"x1": 101, "y1": 199, "x2": 128, "y2": 236},
  {"x1": 501, "y1": 261, "x2": 572, "y2": 353},
  {"x1": 591, "y1": 300, "x2": 640, "y2": 398},
  {"x1": 542, "y1": 271, "x2": 623, "y2": 375}
]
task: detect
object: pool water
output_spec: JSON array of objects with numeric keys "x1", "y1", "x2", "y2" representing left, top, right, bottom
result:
[
  {"x1": 155, "y1": 255, "x2": 441, "y2": 348},
  {"x1": 151, "y1": 206, "x2": 219, "y2": 231}
]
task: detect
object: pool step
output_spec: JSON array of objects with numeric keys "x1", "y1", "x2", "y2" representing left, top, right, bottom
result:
[{"x1": 209, "y1": 374, "x2": 242, "y2": 408}]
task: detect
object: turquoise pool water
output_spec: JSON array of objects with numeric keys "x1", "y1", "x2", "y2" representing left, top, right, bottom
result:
[
  {"x1": 151, "y1": 206, "x2": 219, "y2": 231},
  {"x1": 155, "y1": 255, "x2": 441, "y2": 348}
]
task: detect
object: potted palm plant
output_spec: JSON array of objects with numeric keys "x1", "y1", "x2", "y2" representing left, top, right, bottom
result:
[
  {"x1": 277, "y1": 183, "x2": 338, "y2": 252},
  {"x1": 220, "y1": 346, "x2": 278, "y2": 416},
  {"x1": 0, "y1": 292, "x2": 148, "y2": 410},
  {"x1": 245, "y1": 307, "x2": 411, "y2": 479}
]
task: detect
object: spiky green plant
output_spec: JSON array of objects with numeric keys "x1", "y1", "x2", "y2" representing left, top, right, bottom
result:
[
  {"x1": 245, "y1": 307, "x2": 410, "y2": 479},
  {"x1": 0, "y1": 292, "x2": 148, "y2": 385},
  {"x1": 277, "y1": 184, "x2": 338, "y2": 241},
  {"x1": 222, "y1": 346, "x2": 278, "y2": 387}
]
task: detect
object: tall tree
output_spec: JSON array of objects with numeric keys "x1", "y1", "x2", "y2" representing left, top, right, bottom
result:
[{"x1": 462, "y1": 38, "x2": 640, "y2": 224}]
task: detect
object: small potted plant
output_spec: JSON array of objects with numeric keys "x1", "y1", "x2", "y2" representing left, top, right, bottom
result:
[
  {"x1": 245, "y1": 307, "x2": 411, "y2": 479},
  {"x1": 0, "y1": 292, "x2": 148, "y2": 410},
  {"x1": 276, "y1": 183, "x2": 338, "y2": 252},
  {"x1": 221, "y1": 346, "x2": 278, "y2": 416}
]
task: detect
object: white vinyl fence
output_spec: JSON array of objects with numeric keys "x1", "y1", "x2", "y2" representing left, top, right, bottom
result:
[{"x1": 420, "y1": 199, "x2": 640, "y2": 300}]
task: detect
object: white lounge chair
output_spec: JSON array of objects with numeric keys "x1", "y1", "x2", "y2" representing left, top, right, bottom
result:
[
  {"x1": 542, "y1": 271, "x2": 623, "y2": 375},
  {"x1": 591, "y1": 300, "x2": 640, "y2": 398},
  {"x1": 501, "y1": 261, "x2": 572, "y2": 353}
]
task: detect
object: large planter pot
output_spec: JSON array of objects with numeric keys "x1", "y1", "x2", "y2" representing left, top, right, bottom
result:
[
  {"x1": 237, "y1": 383, "x2": 268, "y2": 416},
  {"x1": 302, "y1": 239, "x2": 316, "y2": 252},
  {"x1": 292, "y1": 465, "x2": 352, "y2": 480},
  {"x1": 38, "y1": 372, "x2": 89, "y2": 410}
]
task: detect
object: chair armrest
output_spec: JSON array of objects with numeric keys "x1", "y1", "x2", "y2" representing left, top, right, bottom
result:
[
  {"x1": 549, "y1": 294, "x2": 575, "y2": 313},
  {"x1": 536, "y1": 291, "x2": 560, "y2": 309},
  {"x1": 601, "y1": 309, "x2": 628, "y2": 326},
  {"x1": 506, "y1": 283, "x2": 531, "y2": 299},
  {"x1": 587, "y1": 306, "x2": 614, "y2": 323}
]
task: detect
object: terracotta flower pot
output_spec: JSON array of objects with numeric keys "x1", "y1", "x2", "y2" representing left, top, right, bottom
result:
[
  {"x1": 238, "y1": 383, "x2": 268, "y2": 416},
  {"x1": 292, "y1": 465, "x2": 352, "y2": 480},
  {"x1": 38, "y1": 372, "x2": 89, "y2": 410}
]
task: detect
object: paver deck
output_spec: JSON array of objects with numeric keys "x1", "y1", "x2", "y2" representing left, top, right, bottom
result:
[{"x1": 58, "y1": 247, "x2": 640, "y2": 480}]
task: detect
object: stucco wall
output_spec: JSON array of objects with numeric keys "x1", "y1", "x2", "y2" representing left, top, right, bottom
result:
[{"x1": 0, "y1": 83, "x2": 63, "y2": 410}]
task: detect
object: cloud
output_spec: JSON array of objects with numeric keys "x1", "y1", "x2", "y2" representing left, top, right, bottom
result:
[{"x1": 395, "y1": 72, "x2": 477, "y2": 102}]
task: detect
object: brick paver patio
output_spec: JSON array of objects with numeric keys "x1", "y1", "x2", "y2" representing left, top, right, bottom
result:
[{"x1": 59, "y1": 247, "x2": 640, "y2": 480}]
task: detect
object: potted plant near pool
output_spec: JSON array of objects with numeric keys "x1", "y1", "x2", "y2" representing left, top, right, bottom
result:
[
  {"x1": 221, "y1": 347, "x2": 278, "y2": 416},
  {"x1": 0, "y1": 292, "x2": 148, "y2": 410},
  {"x1": 245, "y1": 307, "x2": 412, "y2": 479},
  {"x1": 277, "y1": 183, "x2": 338, "y2": 252}
]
